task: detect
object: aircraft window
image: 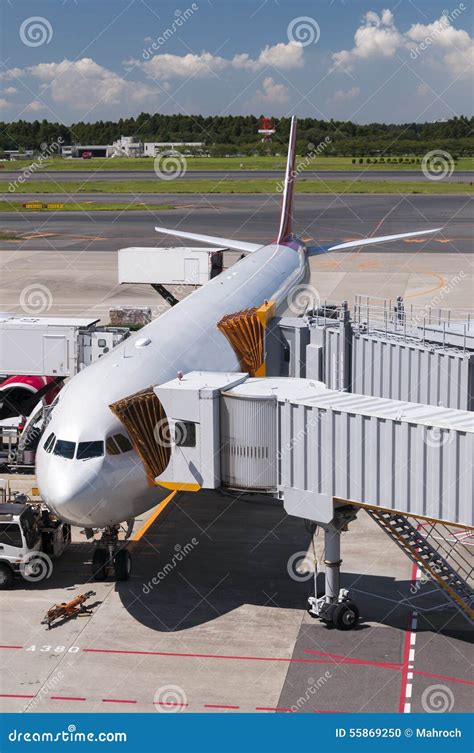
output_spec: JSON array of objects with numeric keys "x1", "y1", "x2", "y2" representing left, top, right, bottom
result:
[
  {"x1": 0, "y1": 523, "x2": 23, "y2": 549},
  {"x1": 77, "y1": 441, "x2": 104, "y2": 460},
  {"x1": 53, "y1": 439, "x2": 76, "y2": 459},
  {"x1": 106, "y1": 437, "x2": 120, "y2": 456},
  {"x1": 43, "y1": 432, "x2": 56, "y2": 453},
  {"x1": 106, "y1": 434, "x2": 133, "y2": 455},
  {"x1": 114, "y1": 434, "x2": 133, "y2": 453}
]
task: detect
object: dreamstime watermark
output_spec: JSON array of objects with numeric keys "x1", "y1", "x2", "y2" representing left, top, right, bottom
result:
[
  {"x1": 287, "y1": 550, "x2": 314, "y2": 582},
  {"x1": 424, "y1": 425, "x2": 454, "y2": 449},
  {"x1": 8, "y1": 725, "x2": 127, "y2": 744},
  {"x1": 290, "y1": 671, "x2": 332, "y2": 712},
  {"x1": 153, "y1": 684, "x2": 187, "y2": 712},
  {"x1": 278, "y1": 412, "x2": 320, "y2": 461},
  {"x1": 19, "y1": 551, "x2": 53, "y2": 582},
  {"x1": 28, "y1": 671, "x2": 64, "y2": 710},
  {"x1": 421, "y1": 684, "x2": 455, "y2": 712},
  {"x1": 8, "y1": 138, "x2": 64, "y2": 192},
  {"x1": 154, "y1": 150, "x2": 187, "y2": 180},
  {"x1": 409, "y1": 4, "x2": 466, "y2": 60},
  {"x1": 421, "y1": 149, "x2": 455, "y2": 180},
  {"x1": 142, "y1": 539, "x2": 199, "y2": 594},
  {"x1": 276, "y1": 137, "x2": 331, "y2": 193},
  {"x1": 20, "y1": 283, "x2": 53, "y2": 314},
  {"x1": 153, "y1": 417, "x2": 190, "y2": 448},
  {"x1": 287, "y1": 283, "x2": 321, "y2": 314},
  {"x1": 143, "y1": 5, "x2": 199, "y2": 58},
  {"x1": 19, "y1": 16, "x2": 53, "y2": 46},
  {"x1": 412, "y1": 270, "x2": 465, "y2": 327},
  {"x1": 287, "y1": 16, "x2": 320, "y2": 47}
]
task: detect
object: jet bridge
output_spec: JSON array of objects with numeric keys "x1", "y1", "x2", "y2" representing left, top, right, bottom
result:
[{"x1": 146, "y1": 371, "x2": 473, "y2": 627}]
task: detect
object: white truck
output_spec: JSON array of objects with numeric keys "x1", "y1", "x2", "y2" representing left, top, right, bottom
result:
[{"x1": 0, "y1": 500, "x2": 70, "y2": 588}]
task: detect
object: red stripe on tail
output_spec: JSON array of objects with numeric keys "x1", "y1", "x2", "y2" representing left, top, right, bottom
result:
[{"x1": 276, "y1": 117, "x2": 297, "y2": 244}]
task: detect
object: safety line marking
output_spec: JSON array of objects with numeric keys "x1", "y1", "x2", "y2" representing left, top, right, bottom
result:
[
  {"x1": 132, "y1": 492, "x2": 176, "y2": 541},
  {"x1": 399, "y1": 561, "x2": 419, "y2": 713},
  {"x1": 50, "y1": 696, "x2": 86, "y2": 701},
  {"x1": 102, "y1": 698, "x2": 137, "y2": 704}
]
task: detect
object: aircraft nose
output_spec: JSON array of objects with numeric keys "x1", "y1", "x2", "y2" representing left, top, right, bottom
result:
[{"x1": 36, "y1": 452, "x2": 105, "y2": 527}]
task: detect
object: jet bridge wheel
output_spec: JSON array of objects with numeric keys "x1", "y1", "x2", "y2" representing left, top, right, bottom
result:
[{"x1": 332, "y1": 600, "x2": 360, "y2": 631}]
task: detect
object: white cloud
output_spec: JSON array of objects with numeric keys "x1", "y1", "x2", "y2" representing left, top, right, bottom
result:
[
  {"x1": 1, "y1": 58, "x2": 159, "y2": 114},
  {"x1": 331, "y1": 86, "x2": 360, "y2": 102},
  {"x1": 3, "y1": 86, "x2": 17, "y2": 95},
  {"x1": 142, "y1": 51, "x2": 228, "y2": 79},
  {"x1": 331, "y1": 9, "x2": 473, "y2": 79},
  {"x1": 0, "y1": 98, "x2": 11, "y2": 111},
  {"x1": 24, "y1": 100, "x2": 44, "y2": 113},
  {"x1": 141, "y1": 41, "x2": 304, "y2": 79},
  {"x1": 253, "y1": 76, "x2": 290, "y2": 105},
  {"x1": 332, "y1": 10, "x2": 402, "y2": 72}
]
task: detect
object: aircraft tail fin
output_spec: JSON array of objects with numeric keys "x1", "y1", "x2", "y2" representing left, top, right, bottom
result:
[{"x1": 276, "y1": 116, "x2": 297, "y2": 244}]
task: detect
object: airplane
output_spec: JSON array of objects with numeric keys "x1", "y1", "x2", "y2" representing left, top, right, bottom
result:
[{"x1": 35, "y1": 118, "x2": 441, "y2": 581}]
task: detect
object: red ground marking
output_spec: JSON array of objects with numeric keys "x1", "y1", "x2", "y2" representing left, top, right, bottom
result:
[
  {"x1": 0, "y1": 646, "x2": 23, "y2": 650},
  {"x1": 0, "y1": 694, "x2": 35, "y2": 699},
  {"x1": 154, "y1": 701, "x2": 188, "y2": 707},
  {"x1": 102, "y1": 698, "x2": 137, "y2": 704},
  {"x1": 83, "y1": 647, "x2": 333, "y2": 664},
  {"x1": 303, "y1": 649, "x2": 403, "y2": 670},
  {"x1": 50, "y1": 696, "x2": 86, "y2": 702},
  {"x1": 204, "y1": 704, "x2": 240, "y2": 710},
  {"x1": 255, "y1": 707, "x2": 293, "y2": 712},
  {"x1": 413, "y1": 670, "x2": 474, "y2": 686}
]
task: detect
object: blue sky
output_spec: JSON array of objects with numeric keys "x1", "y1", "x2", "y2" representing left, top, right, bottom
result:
[{"x1": 0, "y1": 0, "x2": 472, "y2": 123}]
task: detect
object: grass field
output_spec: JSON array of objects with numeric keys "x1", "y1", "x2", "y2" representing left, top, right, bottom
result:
[
  {"x1": 1, "y1": 179, "x2": 472, "y2": 197},
  {"x1": 3, "y1": 155, "x2": 473, "y2": 172}
]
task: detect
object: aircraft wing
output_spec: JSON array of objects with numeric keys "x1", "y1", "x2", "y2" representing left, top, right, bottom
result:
[
  {"x1": 318, "y1": 227, "x2": 442, "y2": 253},
  {"x1": 155, "y1": 226, "x2": 262, "y2": 254}
]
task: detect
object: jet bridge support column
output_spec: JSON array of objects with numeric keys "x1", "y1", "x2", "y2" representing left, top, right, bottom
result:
[
  {"x1": 307, "y1": 506, "x2": 360, "y2": 630},
  {"x1": 324, "y1": 523, "x2": 342, "y2": 600}
]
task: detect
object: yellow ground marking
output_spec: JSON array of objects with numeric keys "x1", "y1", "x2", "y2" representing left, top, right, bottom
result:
[
  {"x1": 157, "y1": 481, "x2": 201, "y2": 492},
  {"x1": 404, "y1": 272, "x2": 446, "y2": 299},
  {"x1": 132, "y1": 491, "x2": 176, "y2": 541}
]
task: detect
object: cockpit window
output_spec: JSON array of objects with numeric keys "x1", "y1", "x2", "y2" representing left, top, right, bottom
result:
[
  {"x1": 43, "y1": 432, "x2": 56, "y2": 453},
  {"x1": 53, "y1": 439, "x2": 76, "y2": 459},
  {"x1": 106, "y1": 434, "x2": 133, "y2": 455},
  {"x1": 77, "y1": 441, "x2": 104, "y2": 460}
]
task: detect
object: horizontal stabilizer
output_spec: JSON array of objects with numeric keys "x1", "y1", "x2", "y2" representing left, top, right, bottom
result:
[
  {"x1": 325, "y1": 228, "x2": 442, "y2": 252},
  {"x1": 155, "y1": 226, "x2": 261, "y2": 254}
]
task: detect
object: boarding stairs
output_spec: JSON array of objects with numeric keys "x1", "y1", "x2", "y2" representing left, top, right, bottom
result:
[{"x1": 366, "y1": 509, "x2": 474, "y2": 623}]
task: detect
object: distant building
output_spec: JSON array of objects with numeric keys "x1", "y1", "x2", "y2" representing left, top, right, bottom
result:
[
  {"x1": 110, "y1": 136, "x2": 143, "y2": 157},
  {"x1": 143, "y1": 142, "x2": 205, "y2": 157},
  {"x1": 5, "y1": 149, "x2": 34, "y2": 160}
]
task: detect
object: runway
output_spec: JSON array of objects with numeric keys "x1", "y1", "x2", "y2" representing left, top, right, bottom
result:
[{"x1": 1, "y1": 169, "x2": 472, "y2": 183}]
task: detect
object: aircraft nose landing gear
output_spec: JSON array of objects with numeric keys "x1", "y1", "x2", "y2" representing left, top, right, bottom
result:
[
  {"x1": 306, "y1": 506, "x2": 360, "y2": 630},
  {"x1": 91, "y1": 525, "x2": 132, "y2": 582}
]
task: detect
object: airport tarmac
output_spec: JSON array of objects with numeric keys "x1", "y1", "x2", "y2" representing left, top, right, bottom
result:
[
  {"x1": 0, "y1": 192, "x2": 472, "y2": 715},
  {"x1": 0, "y1": 482, "x2": 471, "y2": 714},
  {"x1": 1, "y1": 169, "x2": 472, "y2": 183},
  {"x1": 1, "y1": 194, "x2": 472, "y2": 319}
]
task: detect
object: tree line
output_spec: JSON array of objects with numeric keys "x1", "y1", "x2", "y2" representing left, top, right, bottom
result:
[{"x1": 0, "y1": 114, "x2": 472, "y2": 157}]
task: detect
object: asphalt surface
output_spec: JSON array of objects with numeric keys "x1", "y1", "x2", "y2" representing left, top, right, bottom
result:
[
  {"x1": 0, "y1": 486, "x2": 471, "y2": 713},
  {"x1": 1, "y1": 169, "x2": 472, "y2": 183},
  {"x1": 1, "y1": 194, "x2": 472, "y2": 254}
]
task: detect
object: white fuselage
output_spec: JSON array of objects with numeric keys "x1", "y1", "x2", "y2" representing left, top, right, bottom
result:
[{"x1": 36, "y1": 241, "x2": 308, "y2": 527}]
